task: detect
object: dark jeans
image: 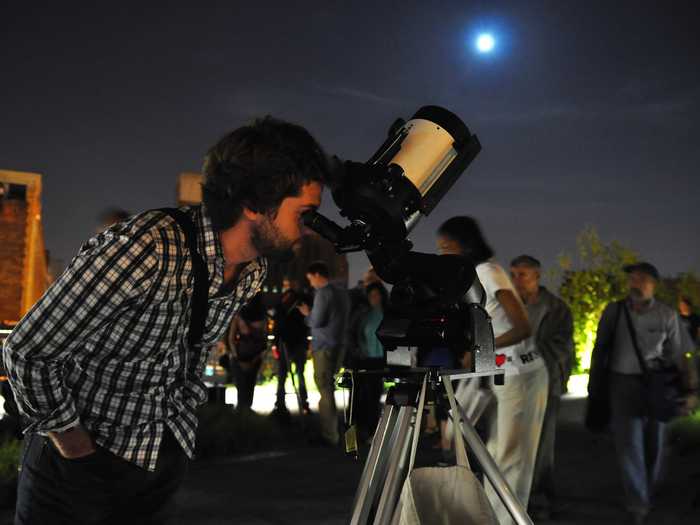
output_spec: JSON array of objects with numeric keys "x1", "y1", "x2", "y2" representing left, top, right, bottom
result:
[
  {"x1": 312, "y1": 347, "x2": 341, "y2": 444},
  {"x1": 609, "y1": 372, "x2": 667, "y2": 514},
  {"x1": 15, "y1": 429, "x2": 188, "y2": 525},
  {"x1": 231, "y1": 358, "x2": 261, "y2": 411},
  {"x1": 352, "y1": 361, "x2": 385, "y2": 440},
  {"x1": 530, "y1": 394, "x2": 561, "y2": 506},
  {"x1": 276, "y1": 344, "x2": 308, "y2": 410}
]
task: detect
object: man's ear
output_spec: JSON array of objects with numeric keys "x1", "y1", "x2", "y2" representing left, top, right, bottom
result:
[{"x1": 241, "y1": 205, "x2": 261, "y2": 222}]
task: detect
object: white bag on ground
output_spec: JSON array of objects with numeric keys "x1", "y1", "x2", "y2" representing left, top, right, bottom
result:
[{"x1": 396, "y1": 378, "x2": 497, "y2": 525}]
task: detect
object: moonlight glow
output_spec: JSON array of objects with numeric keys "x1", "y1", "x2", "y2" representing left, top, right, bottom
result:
[{"x1": 476, "y1": 33, "x2": 495, "y2": 53}]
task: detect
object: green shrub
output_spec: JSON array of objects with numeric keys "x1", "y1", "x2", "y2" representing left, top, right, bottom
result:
[
  {"x1": 555, "y1": 227, "x2": 638, "y2": 373},
  {"x1": 668, "y1": 410, "x2": 700, "y2": 454},
  {"x1": 0, "y1": 440, "x2": 21, "y2": 483},
  {"x1": 656, "y1": 272, "x2": 700, "y2": 312}
]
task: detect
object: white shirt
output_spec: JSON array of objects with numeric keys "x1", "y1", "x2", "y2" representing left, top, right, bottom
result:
[{"x1": 476, "y1": 261, "x2": 544, "y2": 375}]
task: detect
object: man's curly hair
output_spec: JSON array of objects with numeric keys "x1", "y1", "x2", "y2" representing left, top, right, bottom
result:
[{"x1": 202, "y1": 116, "x2": 329, "y2": 231}]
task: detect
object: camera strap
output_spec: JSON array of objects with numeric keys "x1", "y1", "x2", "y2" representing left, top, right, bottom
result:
[
  {"x1": 157, "y1": 208, "x2": 209, "y2": 350},
  {"x1": 343, "y1": 371, "x2": 358, "y2": 458},
  {"x1": 621, "y1": 302, "x2": 650, "y2": 376}
]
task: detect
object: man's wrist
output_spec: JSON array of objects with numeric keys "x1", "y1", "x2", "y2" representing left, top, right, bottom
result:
[
  {"x1": 48, "y1": 424, "x2": 96, "y2": 458},
  {"x1": 48, "y1": 423, "x2": 89, "y2": 442},
  {"x1": 46, "y1": 420, "x2": 81, "y2": 436}
]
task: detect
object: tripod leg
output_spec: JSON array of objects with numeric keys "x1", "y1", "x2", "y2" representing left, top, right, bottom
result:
[
  {"x1": 454, "y1": 403, "x2": 533, "y2": 525},
  {"x1": 373, "y1": 405, "x2": 415, "y2": 525},
  {"x1": 350, "y1": 404, "x2": 400, "y2": 525}
]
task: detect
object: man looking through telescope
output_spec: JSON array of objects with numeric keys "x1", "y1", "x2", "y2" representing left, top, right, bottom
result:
[{"x1": 4, "y1": 117, "x2": 328, "y2": 524}]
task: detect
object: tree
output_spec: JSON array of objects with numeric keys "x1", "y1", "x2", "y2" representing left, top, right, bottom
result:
[
  {"x1": 657, "y1": 272, "x2": 700, "y2": 313},
  {"x1": 556, "y1": 227, "x2": 638, "y2": 373}
]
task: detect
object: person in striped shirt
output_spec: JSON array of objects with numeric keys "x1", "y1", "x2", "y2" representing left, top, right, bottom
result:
[{"x1": 4, "y1": 116, "x2": 328, "y2": 524}]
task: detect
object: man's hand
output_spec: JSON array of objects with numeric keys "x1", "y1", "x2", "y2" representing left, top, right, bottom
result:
[
  {"x1": 48, "y1": 425, "x2": 96, "y2": 459},
  {"x1": 297, "y1": 303, "x2": 310, "y2": 317}
]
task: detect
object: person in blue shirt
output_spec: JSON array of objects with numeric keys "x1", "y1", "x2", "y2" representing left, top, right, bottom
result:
[
  {"x1": 297, "y1": 261, "x2": 350, "y2": 446},
  {"x1": 358, "y1": 283, "x2": 387, "y2": 359},
  {"x1": 350, "y1": 282, "x2": 389, "y2": 443}
]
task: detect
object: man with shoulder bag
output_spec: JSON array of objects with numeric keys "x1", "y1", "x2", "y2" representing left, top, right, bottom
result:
[{"x1": 587, "y1": 262, "x2": 699, "y2": 524}]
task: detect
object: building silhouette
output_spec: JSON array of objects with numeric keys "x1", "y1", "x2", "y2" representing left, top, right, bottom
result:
[{"x1": 0, "y1": 170, "x2": 49, "y2": 325}]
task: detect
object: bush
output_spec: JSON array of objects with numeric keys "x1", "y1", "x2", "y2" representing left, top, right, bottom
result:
[
  {"x1": 669, "y1": 410, "x2": 700, "y2": 455},
  {"x1": 0, "y1": 439, "x2": 21, "y2": 483},
  {"x1": 656, "y1": 272, "x2": 700, "y2": 311},
  {"x1": 556, "y1": 227, "x2": 638, "y2": 373}
]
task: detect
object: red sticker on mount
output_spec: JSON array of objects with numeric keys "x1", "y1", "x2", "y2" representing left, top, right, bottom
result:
[{"x1": 495, "y1": 354, "x2": 506, "y2": 367}]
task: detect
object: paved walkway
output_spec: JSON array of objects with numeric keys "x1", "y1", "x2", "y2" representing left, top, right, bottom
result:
[
  {"x1": 3, "y1": 397, "x2": 699, "y2": 524},
  {"x1": 168, "y1": 397, "x2": 699, "y2": 524}
]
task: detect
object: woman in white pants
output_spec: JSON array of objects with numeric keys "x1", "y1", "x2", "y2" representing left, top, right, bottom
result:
[{"x1": 437, "y1": 217, "x2": 548, "y2": 525}]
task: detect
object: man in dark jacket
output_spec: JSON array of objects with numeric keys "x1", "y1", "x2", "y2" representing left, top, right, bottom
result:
[{"x1": 511, "y1": 255, "x2": 574, "y2": 519}]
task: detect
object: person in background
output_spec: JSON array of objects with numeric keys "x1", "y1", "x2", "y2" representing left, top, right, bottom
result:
[
  {"x1": 510, "y1": 255, "x2": 574, "y2": 520},
  {"x1": 437, "y1": 216, "x2": 545, "y2": 525},
  {"x1": 273, "y1": 289, "x2": 310, "y2": 416},
  {"x1": 348, "y1": 266, "x2": 382, "y2": 314},
  {"x1": 678, "y1": 296, "x2": 700, "y2": 389},
  {"x1": 590, "y1": 263, "x2": 699, "y2": 524},
  {"x1": 298, "y1": 261, "x2": 350, "y2": 446},
  {"x1": 228, "y1": 293, "x2": 268, "y2": 413},
  {"x1": 678, "y1": 296, "x2": 700, "y2": 346},
  {"x1": 347, "y1": 267, "x2": 383, "y2": 361},
  {"x1": 281, "y1": 276, "x2": 293, "y2": 294},
  {"x1": 96, "y1": 207, "x2": 131, "y2": 232},
  {"x1": 363, "y1": 267, "x2": 381, "y2": 288},
  {"x1": 350, "y1": 282, "x2": 389, "y2": 443}
]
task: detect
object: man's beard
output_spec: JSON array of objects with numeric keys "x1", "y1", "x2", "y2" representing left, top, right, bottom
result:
[
  {"x1": 629, "y1": 287, "x2": 650, "y2": 304},
  {"x1": 251, "y1": 215, "x2": 296, "y2": 262}
]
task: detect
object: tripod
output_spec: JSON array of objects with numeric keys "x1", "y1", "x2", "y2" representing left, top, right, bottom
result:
[{"x1": 349, "y1": 369, "x2": 533, "y2": 525}]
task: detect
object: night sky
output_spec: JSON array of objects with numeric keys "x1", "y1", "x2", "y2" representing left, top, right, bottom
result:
[{"x1": 2, "y1": 1, "x2": 699, "y2": 286}]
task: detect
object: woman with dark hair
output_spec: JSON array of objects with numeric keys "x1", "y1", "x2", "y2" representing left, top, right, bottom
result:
[
  {"x1": 351, "y1": 282, "x2": 389, "y2": 442},
  {"x1": 437, "y1": 216, "x2": 547, "y2": 525}
]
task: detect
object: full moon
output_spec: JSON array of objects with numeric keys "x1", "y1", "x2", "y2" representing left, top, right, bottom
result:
[{"x1": 476, "y1": 33, "x2": 495, "y2": 53}]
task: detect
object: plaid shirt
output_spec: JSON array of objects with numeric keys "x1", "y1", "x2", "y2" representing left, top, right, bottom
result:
[{"x1": 3, "y1": 205, "x2": 266, "y2": 471}]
